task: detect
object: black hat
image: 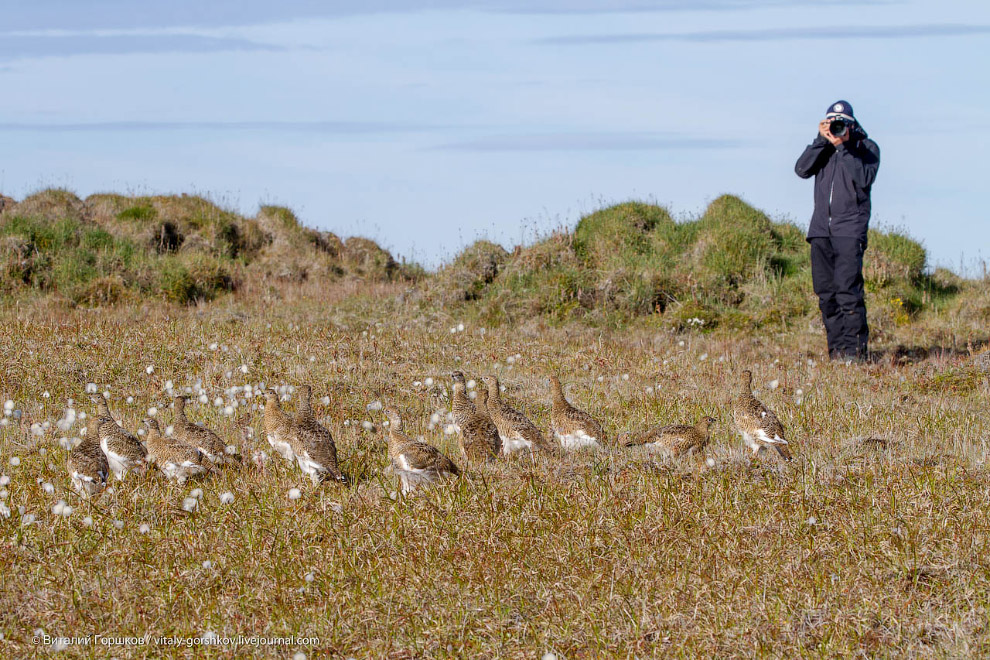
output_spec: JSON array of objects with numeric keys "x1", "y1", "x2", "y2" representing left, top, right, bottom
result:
[{"x1": 825, "y1": 100, "x2": 855, "y2": 123}]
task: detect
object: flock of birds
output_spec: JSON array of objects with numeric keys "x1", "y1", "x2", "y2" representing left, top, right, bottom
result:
[{"x1": 66, "y1": 369, "x2": 791, "y2": 498}]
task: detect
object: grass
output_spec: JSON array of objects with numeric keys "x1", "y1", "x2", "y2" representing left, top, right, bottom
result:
[
  {"x1": 434, "y1": 194, "x2": 953, "y2": 333},
  {"x1": 0, "y1": 274, "x2": 988, "y2": 657},
  {"x1": 0, "y1": 189, "x2": 415, "y2": 306}
]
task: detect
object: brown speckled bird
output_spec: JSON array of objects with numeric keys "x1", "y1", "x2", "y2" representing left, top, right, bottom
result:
[
  {"x1": 623, "y1": 416, "x2": 715, "y2": 457},
  {"x1": 733, "y1": 370, "x2": 792, "y2": 461},
  {"x1": 67, "y1": 434, "x2": 110, "y2": 498},
  {"x1": 385, "y1": 407, "x2": 459, "y2": 494},
  {"x1": 91, "y1": 393, "x2": 147, "y2": 480},
  {"x1": 482, "y1": 376, "x2": 552, "y2": 455},
  {"x1": 549, "y1": 374, "x2": 606, "y2": 450},
  {"x1": 291, "y1": 385, "x2": 347, "y2": 485},
  {"x1": 143, "y1": 418, "x2": 214, "y2": 483},
  {"x1": 451, "y1": 371, "x2": 500, "y2": 462},
  {"x1": 173, "y1": 396, "x2": 239, "y2": 465},
  {"x1": 263, "y1": 389, "x2": 296, "y2": 463}
]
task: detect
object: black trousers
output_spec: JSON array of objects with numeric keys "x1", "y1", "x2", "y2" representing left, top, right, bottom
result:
[{"x1": 810, "y1": 236, "x2": 869, "y2": 359}]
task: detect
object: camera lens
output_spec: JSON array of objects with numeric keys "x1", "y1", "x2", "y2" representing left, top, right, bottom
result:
[{"x1": 829, "y1": 119, "x2": 848, "y2": 137}]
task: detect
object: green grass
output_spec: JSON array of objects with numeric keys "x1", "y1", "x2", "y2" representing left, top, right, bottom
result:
[
  {"x1": 441, "y1": 195, "x2": 949, "y2": 332},
  {"x1": 0, "y1": 190, "x2": 414, "y2": 306},
  {"x1": 0, "y1": 285, "x2": 988, "y2": 657}
]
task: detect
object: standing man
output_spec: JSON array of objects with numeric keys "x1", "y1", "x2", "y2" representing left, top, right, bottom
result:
[{"x1": 795, "y1": 100, "x2": 880, "y2": 362}]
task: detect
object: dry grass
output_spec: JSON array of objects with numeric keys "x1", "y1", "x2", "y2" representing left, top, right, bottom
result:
[{"x1": 1, "y1": 283, "x2": 989, "y2": 658}]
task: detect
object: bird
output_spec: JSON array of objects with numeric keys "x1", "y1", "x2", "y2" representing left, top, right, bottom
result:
[
  {"x1": 450, "y1": 371, "x2": 500, "y2": 462},
  {"x1": 172, "y1": 396, "x2": 240, "y2": 465},
  {"x1": 263, "y1": 389, "x2": 296, "y2": 463},
  {"x1": 290, "y1": 385, "x2": 347, "y2": 485},
  {"x1": 67, "y1": 434, "x2": 110, "y2": 498},
  {"x1": 622, "y1": 416, "x2": 716, "y2": 457},
  {"x1": 548, "y1": 374, "x2": 606, "y2": 450},
  {"x1": 91, "y1": 393, "x2": 148, "y2": 480},
  {"x1": 142, "y1": 418, "x2": 214, "y2": 483},
  {"x1": 91, "y1": 391, "x2": 113, "y2": 424},
  {"x1": 482, "y1": 376, "x2": 552, "y2": 455},
  {"x1": 733, "y1": 370, "x2": 792, "y2": 461},
  {"x1": 384, "y1": 407, "x2": 459, "y2": 494}
]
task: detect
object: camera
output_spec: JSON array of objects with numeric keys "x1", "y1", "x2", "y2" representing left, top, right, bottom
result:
[{"x1": 828, "y1": 118, "x2": 849, "y2": 138}]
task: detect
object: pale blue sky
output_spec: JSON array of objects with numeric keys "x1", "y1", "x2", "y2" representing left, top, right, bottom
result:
[{"x1": 1, "y1": 1, "x2": 988, "y2": 269}]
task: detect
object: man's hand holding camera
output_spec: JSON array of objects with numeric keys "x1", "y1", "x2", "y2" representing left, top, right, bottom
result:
[{"x1": 819, "y1": 119, "x2": 850, "y2": 147}]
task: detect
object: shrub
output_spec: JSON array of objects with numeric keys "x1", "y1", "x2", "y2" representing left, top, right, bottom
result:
[
  {"x1": 573, "y1": 202, "x2": 674, "y2": 264},
  {"x1": 865, "y1": 228, "x2": 926, "y2": 287},
  {"x1": 258, "y1": 205, "x2": 303, "y2": 233},
  {"x1": 694, "y1": 195, "x2": 778, "y2": 287},
  {"x1": 440, "y1": 240, "x2": 509, "y2": 301},
  {"x1": 342, "y1": 237, "x2": 397, "y2": 280},
  {"x1": 12, "y1": 188, "x2": 87, "y2": 222}
]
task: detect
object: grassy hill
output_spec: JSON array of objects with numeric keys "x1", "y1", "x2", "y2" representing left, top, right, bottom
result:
[
  {"x1": 2, "y1": 189, "x2": 986, "y2": 340},
  {"x1": 436, "y1": 195, "x2": 976, "y2": 333},
  {"x1": 0, "y1": 189, "x2": 420, "y2": 306}
]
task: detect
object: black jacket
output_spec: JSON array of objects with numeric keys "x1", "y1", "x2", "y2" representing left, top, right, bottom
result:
[{"x1": 795, "y1": 126, "x2": 880, "y2": 243}]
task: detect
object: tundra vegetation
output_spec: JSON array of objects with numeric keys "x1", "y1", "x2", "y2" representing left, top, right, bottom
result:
[{"x1": 0, "y1": 189, "x2": 988, "y2": 657}]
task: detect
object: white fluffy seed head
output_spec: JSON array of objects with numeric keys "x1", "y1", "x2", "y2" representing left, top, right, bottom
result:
[
  {"x1": 139, "y1": 523, "x2": 150, "y2": 534},
  {"x1": 220, "y1": 492, "x2": 235, "y2": 505},
  {"x1": 288, "y1": 488, "x2": 302, "y2": 500},
  {"x1": 52, "y1": 500, "x2": 73, "y2": 516}
]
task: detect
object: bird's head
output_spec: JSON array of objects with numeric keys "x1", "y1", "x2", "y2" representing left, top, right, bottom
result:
[
  {"x1": 383, "y1": 407, "x2": 401, "y2": 429},
  {"x1": 739, "y1": 370, "x2": 753, "y2": 388}
]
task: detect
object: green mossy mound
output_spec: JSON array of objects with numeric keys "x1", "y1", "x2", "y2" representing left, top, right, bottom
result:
[
  {"x1": 443, "y1": 195, "x2": 950, "y2": 330},
  {"x1": 0, "y1": 189, "x2": 413, "y2": 306}
]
